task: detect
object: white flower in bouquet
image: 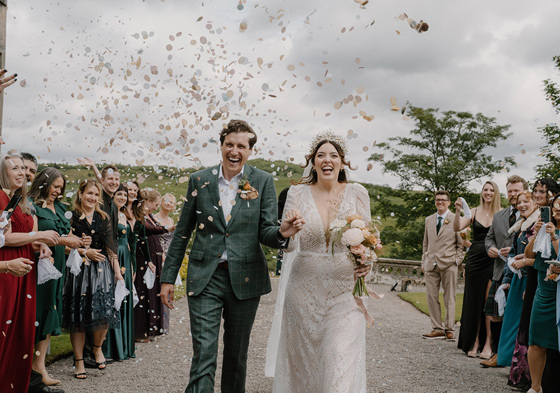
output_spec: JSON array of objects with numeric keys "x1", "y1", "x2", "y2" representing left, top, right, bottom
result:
[
  {"x1": 350, "y1": 219, "x2": 366, "y2": 229},
  {"x1": 341, "y1": 227, "x2": 364, "y2": 247},
  {"x1": 329, "y1": 219, "x2": 347, "y2": 231}
]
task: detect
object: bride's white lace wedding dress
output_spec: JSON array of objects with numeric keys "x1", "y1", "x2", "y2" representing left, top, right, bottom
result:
[{"x1": 266, "y1": 182, "x2": 371, "y2": 393}]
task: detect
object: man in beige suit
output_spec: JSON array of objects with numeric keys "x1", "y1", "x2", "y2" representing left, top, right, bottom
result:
[{"x1": 422, "y1": 190, "x2": 465, "y2": 341}]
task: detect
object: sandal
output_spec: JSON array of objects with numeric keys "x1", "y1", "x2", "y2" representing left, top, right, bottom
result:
[
  {"x1": 92, "y1": 344, "x2": 107, "y2": 370},
  {"x1": 73, "y1": 359, "x2": 87, "y2": 380}
]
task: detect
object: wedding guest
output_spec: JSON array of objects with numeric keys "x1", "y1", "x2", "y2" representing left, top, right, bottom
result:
[
  {"x1": 138, "y1": 188, "x2": 168, "y2": 336},
  {"x1": 76, "y1": 158, "x2": 120, "y2": 366},
  {"x1": 103, "y1": 183, "x2": 136, "y2": 360},
  {"x1": 154, "y1": 192, "x2": 177, "y2": 334},
  {"x1": 0, "y1": 153, "x2": 56, "y2": 392},
  {"x1": 62, "y1": 179, "x2": 123, "y2": 379},
  {"x1": 21, "y1": 152, "x2": 38, "y2": 184},
  {"x1": 454, "y1": 181, "x2": 502, "y2": 358},
  {"x1": 495, "y1": 191, "x2": 537, "y2": 375},
  {"x1": 481, "y1": 175, "x2": 527, "y2": 368},
  {"x1": 125, "y1": 180, "x2": 140, "y2": 222},
  {"x1": 29, "y1": 168, "x2": 85, "y2": 385},
  {"x1": 523, "y1": 193, "x2": 560, "y2": 393},
  {"x1": 422, "y1": 190, "x2": 465, "y2": 341},
  {"x1": 129, "y1": 186, "x2": 158, "y2": 343},
  {"x1": 507, "y1": 179, "x2": 560, "y2": 391}
]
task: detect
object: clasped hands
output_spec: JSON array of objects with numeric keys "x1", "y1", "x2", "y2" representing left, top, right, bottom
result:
[{"x1": 279, "y1": 209, "x2": 305, "y2": 239}]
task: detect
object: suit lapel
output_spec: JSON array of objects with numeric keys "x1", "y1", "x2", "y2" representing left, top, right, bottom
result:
[
  {"x1": 208, "y1": 165, "x2": 227, "y2": 228},
  {"x1": 227, "y1": 165, "x2": 253, "y2": 228},
  {"x1": 428, "y1": 214, "x2": 437, "y2": 240}
]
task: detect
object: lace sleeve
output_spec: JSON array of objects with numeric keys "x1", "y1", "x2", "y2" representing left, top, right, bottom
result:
[
  {"x1": 354, "y1": 183, "x2": 371, "y2": 223},
  {"x1": 282, "y1": 185, "x2": 303, "y2": 253}
]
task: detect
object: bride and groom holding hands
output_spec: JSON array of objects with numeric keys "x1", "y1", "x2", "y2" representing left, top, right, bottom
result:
[{"x1": 160, "y1": 119, "x2": 374, "y2": 393}]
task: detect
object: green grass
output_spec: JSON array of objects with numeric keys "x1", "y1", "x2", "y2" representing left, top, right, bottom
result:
[
  {"x1": 398, "y1": 292, "x2": 463, "y2": 322},
  {"x1": 45, "y1": 280, "x2": 188, "y2": 365}
]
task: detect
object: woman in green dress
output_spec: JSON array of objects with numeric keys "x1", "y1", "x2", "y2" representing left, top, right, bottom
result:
[
  {"x1": 523, "y1": 194, "x2": 560, "y2": 393},
  {"x1": 28, "y1": 167, "x2": 86, "y2": 385},
  {"x1": 103, "y1": 184, "x2": 136, "y2": 360}
]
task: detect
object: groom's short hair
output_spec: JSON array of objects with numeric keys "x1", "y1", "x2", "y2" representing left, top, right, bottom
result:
[
  {"x1": 219, "y1": 119, "x2": 257, "y2": 149},
  {"x1": 435, "y1": 190, "x2": 450, "y2": 200}
]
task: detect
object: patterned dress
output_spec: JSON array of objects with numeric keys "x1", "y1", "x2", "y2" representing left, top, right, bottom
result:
[{"x1": 271, "y1": 183, "x2": 371, "y2": 393}]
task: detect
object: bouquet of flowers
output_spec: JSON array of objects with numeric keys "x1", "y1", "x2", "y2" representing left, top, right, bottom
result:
[{"x1": 330, "y1": 213, "x2": 382, "y2": 297}]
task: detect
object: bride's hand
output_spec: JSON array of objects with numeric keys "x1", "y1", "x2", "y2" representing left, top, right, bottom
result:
[
  {"x1": 280, "y1": 209, "x2": 305, "y2": 238},
  {"x1": 354, "y1": 263, "x2": 371, "y2": 279}
]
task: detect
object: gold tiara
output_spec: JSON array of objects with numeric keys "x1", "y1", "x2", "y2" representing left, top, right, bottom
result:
[{"x1": 309, "y1": 131, "x2": 348, "y2": 155}]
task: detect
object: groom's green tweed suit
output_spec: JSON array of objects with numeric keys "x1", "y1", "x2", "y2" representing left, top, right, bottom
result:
[
  {"x1": 161, "y1": 163, "x2": 282, "y2": 294},
  {"x1": 161, "y1": 163, "x2": 282, "y2": 392}
]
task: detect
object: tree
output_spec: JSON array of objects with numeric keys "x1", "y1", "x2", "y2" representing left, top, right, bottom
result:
[
  {"x1": 369, "y1": 104, "x2": 515, "y2": 260},
  {"x1": 535, "y1": 55, "x2": 560, "y2": 180}
]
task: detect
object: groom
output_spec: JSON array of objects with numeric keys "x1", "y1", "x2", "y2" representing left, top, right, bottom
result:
[{"x1": 160, "y1": 119, "x2": 302, "y2": 392}]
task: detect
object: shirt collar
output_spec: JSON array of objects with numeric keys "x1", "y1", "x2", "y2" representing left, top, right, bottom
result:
[
  {"x1": 437, "y1": 210, "x2": 449, "y2": 219},
  {"x1": 218, "y1": 164, "x2": 245, "y2": 183}
]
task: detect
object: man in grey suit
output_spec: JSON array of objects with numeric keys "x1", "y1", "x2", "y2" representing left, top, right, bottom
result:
[
  {"x1": 481, "y1": 175, "x2": 528, "y2": 367},
  {"x1": 422, "y1": 190, "x2": 465, "y2": 341}
]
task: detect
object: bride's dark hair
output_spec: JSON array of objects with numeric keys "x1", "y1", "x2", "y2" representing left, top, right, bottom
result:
[{"x1": 298, "y1": 139, "x2": 354, "y2": 185}]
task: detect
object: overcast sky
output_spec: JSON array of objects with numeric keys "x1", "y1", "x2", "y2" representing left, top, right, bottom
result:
[{"x1": 2, "y1": 0, "x2": 559, "y2": 192}]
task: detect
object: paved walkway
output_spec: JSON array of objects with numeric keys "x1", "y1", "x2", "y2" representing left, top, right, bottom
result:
[{"x1": 48, "y1": 282, "x2": 515, "y2": 392}]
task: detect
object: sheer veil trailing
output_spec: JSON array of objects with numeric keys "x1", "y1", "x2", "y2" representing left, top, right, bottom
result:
[{"x1": 265, "y1": 246, "x2": 297, "y2": 376}]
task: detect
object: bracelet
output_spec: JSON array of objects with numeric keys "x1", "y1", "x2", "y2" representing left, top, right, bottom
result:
[{"x1": 4, "y1": 260, "x2": 10, "y2": 274}]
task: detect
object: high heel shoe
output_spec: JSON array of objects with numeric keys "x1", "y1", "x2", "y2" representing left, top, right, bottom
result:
[
  {"x1": 92, "y1": 344, "x2": 107, "y2": 370},
  {"x1": 73, "y1": 359, "x2": 87, "y2": 379},
  {"x1": 479, "y1": 351, "x2": 493, "y2": 360},
  {"x1": 467, "y1": 350, "x2": 477, "y2": 358}
]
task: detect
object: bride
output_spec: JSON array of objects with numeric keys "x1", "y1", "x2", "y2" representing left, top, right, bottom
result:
[{"x1": 266, "y1": 131, "x2": 373, "y2": 392}]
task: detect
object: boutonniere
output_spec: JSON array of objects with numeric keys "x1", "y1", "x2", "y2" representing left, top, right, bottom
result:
[
  {"x1": 444, "y1": 219, "x2": 450, "y2": 225},
  {"x1": 238, "y1": 175, "x2": 259, "y2": 200}
]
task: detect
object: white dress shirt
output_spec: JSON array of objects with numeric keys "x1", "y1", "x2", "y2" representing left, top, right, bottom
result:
[{"x1": 217, "y1": 165, "x2": 244, "y2": 262}]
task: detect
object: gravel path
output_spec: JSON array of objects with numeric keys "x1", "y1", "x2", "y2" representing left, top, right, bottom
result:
[{"x1": 48, "y1": 282, "x2": 515, "y2": 392}]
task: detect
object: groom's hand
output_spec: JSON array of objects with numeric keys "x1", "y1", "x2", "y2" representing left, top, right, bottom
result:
[
  {"x1": 161, "y1": 283, "x2": 175, "y2": 310},
  {"x1": 280, "y1": 209, "x2": 305, "y2": 238}
]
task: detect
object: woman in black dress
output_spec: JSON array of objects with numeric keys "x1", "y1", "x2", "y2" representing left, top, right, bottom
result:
[
  {"x1": 62, "y1": 179, "x2": 123, "y2": 379},
  {"x1": 454, "y1": 181, "x2": 502, "y2": 358}
]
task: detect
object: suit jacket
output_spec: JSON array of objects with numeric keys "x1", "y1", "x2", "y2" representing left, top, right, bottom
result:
[
  {"x1": 422, "y1": 212, "x2": 465, "y2": 272},
  {"x1": 484, "y1": 207, "x2": 516, "y2": 281},
  {"x1": 161, "y1": 164, "x2": 282, "y2": 300}
]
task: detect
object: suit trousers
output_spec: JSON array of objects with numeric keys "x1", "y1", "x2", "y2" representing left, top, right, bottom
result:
[
  {"x1": 186, "y1": 267, "x2": 260, "y2": 393},
  {"x1": 425, "y1": 264, "x2": 458, "y2": 332}
]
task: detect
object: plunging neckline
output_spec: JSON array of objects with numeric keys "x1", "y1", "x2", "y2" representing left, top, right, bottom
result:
[{"x1": 307, "y1": 184, "x2": 349, "y2": 251}]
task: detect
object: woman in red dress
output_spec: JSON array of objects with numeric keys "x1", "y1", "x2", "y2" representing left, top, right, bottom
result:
[{"x1": 0, "y1": 153, "x2": 58, "y2": 392}]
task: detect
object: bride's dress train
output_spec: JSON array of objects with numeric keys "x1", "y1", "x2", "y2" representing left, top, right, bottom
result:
[{"x1": 266, "y1": 183, "x2": 371, "y2": 393}]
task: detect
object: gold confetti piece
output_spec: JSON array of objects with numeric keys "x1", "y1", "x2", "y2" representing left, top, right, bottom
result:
[
  {"x1": 390, "y1": 97, "x2": 400, "y2": 111},
  {"x1": 367, "y1": 163, "x2": 373, "y2": 171},
  {"x1": 196, "y1": 16, "x2": 203, "y2": 22},
  {"x1": 199, "y1": 223, "x2": 205, "y2": 229},
  {"x1": 334, "y1": 102, "x2": 342, "y2": 110},
  {"x1": 23, "y1": 354, "x2": 28, "y2": 359},
  {"x1": 191, "y1": 190, "x2": 198, "y2": 197},
  {"x1": 208, "y1": 216, "x2": 214, "y2": 222},
  {"x1": 226, "y1": 214, "x2": 232, "y2": 221},
  {"x1": 521, "y1": 149, "x2": 526, "y2": 154},
  {"x1": 239, "y1": 22, "x2": 248, "y2": 32}
]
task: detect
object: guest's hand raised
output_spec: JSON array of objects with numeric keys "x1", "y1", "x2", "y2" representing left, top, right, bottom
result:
[
  {"x1": 280, "y1": 209, "x2": 305, "y2": 238},
  {"x1": 0, "y1": 70, "x2": 17, "y2": 92},
  {"x1": 454, "y1": 198, "x2": 463, "y2": 212},
  {"x1": 77, "y1": 157, "x2": 95, "y2": 168}
]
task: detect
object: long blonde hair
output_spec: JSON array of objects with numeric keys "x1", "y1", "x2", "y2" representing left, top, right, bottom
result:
[
  {"x1": 73, "y1": 179, "x2": 108, "y2": 220},
  {"x1": 0, "y1": 153, "x2": 30, "y2": 214},
  {"x1": 480, "y1": 181, "x2": 502, "y2": 216}
]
